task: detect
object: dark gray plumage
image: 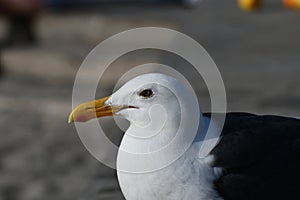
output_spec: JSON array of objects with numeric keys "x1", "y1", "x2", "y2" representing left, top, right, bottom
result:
[{"x1": 206, "y1": 113, "x2": 300, "y2": 200}]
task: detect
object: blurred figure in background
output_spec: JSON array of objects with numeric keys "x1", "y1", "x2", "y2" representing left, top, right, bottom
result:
[
  {"x1": 0, "y1": 0, "x2": 41, "y2": 77},
  {"x1": 0, "y1": 0, "x2": 42, "y2": 46}
]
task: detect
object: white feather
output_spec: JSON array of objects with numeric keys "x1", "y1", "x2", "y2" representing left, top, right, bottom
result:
[{"x1": 107, "y1": 73, "x2": 222, "y2": 200}]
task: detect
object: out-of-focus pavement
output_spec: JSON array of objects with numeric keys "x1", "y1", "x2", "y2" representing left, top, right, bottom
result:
[{"x1": 0, "y1": 0, "x2": 300, "y2": 199}]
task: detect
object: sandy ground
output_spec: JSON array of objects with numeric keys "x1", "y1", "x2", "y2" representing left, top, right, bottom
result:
[{"x1": 0, "y1": 0, "x2": 300, "y2": 199}]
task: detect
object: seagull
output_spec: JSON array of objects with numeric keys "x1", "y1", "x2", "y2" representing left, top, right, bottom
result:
[{"x1": 69, "y1": 73, "x2": 300, "y2": 200}]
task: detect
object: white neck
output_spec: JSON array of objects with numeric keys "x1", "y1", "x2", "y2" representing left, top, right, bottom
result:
[{"x1": 117, "y1": 87, "x2": 201, "y2": 173}]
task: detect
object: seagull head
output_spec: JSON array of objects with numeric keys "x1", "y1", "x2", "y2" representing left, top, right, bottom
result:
[{"x1": 68, "y1": 73, "x2": 198, "y2": 131}]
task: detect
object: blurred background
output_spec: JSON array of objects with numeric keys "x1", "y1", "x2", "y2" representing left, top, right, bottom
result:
[{"x1": 0, "y1": 0, "x2": 300, "y2": 199}]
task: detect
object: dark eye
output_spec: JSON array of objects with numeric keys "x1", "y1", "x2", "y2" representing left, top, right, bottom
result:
[{"x1": 139, "y1": 89, "x2": 153, "y2": 98}]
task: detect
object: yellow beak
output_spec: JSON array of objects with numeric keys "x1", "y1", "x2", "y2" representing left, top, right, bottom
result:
[{"x1": 68, "y1": 96, "x2": 124, "y2": 123}]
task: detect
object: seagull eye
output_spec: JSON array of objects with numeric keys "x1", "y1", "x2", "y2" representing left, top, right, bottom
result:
[{"x1": 139, "y1": 89, "x2": 153, "y2": 98}]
